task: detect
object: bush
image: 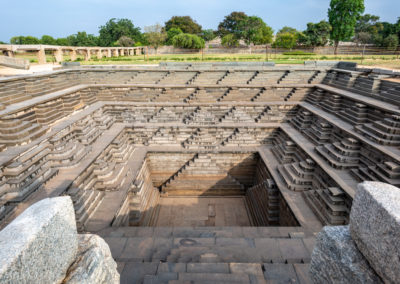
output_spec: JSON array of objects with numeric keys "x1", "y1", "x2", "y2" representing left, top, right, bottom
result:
[
  {"x1": 171, "y1": 33, "x2": 205, "y2": 49},
  {"x1": 282, "y1": 51, "x2": 316, "y2": 56}
]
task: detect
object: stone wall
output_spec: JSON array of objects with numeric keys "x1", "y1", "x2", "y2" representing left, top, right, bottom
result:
[
  {"x1": 0, "y1": 196, "x2": 119, "y2": 283},
  {"x1": 310, "y1": 181, "x2": 400, "y2": 283}
]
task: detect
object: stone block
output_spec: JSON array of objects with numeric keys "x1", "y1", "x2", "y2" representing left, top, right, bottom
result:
[
  {"x1": 0, "y1": 197, "x2": 77, "y2": 283},
  {"x1": 63, "y1": 234, "x2": 120, "y2": 284},
  {"x1": 350, "y1": 181, "x2": 400, "y2": 283},
  {"x1": 309, "y1": 226, "x2": 382, "y2": 284}
]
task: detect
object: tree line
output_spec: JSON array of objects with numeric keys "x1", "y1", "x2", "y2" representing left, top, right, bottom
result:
[{"x1": 3, "y1": 0, "x2": 400, "y2": 54}]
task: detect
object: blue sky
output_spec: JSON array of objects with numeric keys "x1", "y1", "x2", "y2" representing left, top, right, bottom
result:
[{"x1": 0, "y1": 0, "x2": 399, "y2": 42}]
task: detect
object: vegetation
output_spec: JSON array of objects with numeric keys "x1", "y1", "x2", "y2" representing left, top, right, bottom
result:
[
  {"x1": 217, "y1": 12, "x2": 273, "y2": 46},
  {"x1": 300, "y1": 21, "x2": 332, "y2": 47},
  {"x1": 166, "y1": 28, "x2": 183, "y2": 45},
  {"x1": 221, "y1": 34, "x2": 239, "y2": 48},
  {"x1": 4, "y1": 4, "x2": 400, "y2": 53},
  {"x1": 171, "y1": 33, "x2": 205, "y2": 49},
  {"x1": 98, "y1": 18, "x2": 142, "y2": 46},
  {"x1": 328, "y1": 0, "x2": 365, "y2": 54},
  {"x1": 165, "y1": 16, "x2": 202, "y2": 34},
  {"x1": 144, "y1": 24, "x2": 167, "y2": 53}
]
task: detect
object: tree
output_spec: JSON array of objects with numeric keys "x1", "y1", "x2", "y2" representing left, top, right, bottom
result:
[
  {"x1": 98, "y1": 18, "x2": 142, "y2": 46},
  {"x1": 277, "y1": 26, "x2": 298, "y2": 35},
  {"x1": 144, "y1": 24, "x2": 167, "y2": 53},
  {"x1": 41, "y1": 35, "x2": 57, "y2": 45},
  {"x1": 217, "y1": 12, "x2": 248, "y2": 38},
  {"x1": 171, "y1": 33, "x2": 205, "y2": 49},
  {"x1": 56, "y1": 38, "x2": 70, "y2": 46},
  {"x1": 67, "y1": 32, "x2": 98, "y2": 46},
  {"x1": 117, "y1": 36, "x2": 134, "y2": 47},
  {"x1": 200, "y1": 29, "x2": 216, "y2": 42},
  {"x1": 221, "y1": 34, "x2": 239, "y2": 48},
  {"x1": 274, "y1": 33, "x2": 298, "y2": 49},
  {"x1": 354, "y1": 14, "x2": 383, "y2": 45},
  {"x1": 328, "y1": 0, "x2": 365, "y2": 54},
  {"x1": 239, "y1": 16, "x2": 273, "y2": 45},
  {"x1": 383, "y1": 34, "x2": 399, "y2": 51},
  {"x1": 300, "y1": 21, "x2": 332, "y2": 47},
  {"x1": 10, "y1": 36, "x2": 40, "y2": 44},
  {"x1": 165, "y1": 16, "x2": 202, "y2": 34},
  {"x1": 166, "y1": 28, "x2": 183, "y2": 45}
]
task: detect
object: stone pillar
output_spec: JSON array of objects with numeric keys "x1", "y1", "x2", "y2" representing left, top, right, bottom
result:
[
  {"x1": 129, "y1": 49, "x2": 134, "y2": 56},
  {"x1": 106, "y1": 49, "x2": 112, "y2": 58},
  {"x1": 97, "y1": 49, "x2": 102, "y2": 59},
  {"x1": 54, "y1": 49, "x2": 63, "y2": 63},
  {"x1": 84, "y1": 49, "x2": 91, "y2": 61},
  {"x1": 113, "y1": 49, "x2": 119, "y2": 57},
  {"x1": 70, "y1": 49, "x2": 77, "y2": 61},
  {"x1": 120, "y1": 49, "x2": 124, "y2": 56},
  {"x1": 37, "y1": 48, "x2": 46, "y2": 64}
]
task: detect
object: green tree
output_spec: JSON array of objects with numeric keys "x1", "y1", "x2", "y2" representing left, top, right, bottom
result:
[
  {"x1": 354, "y1": 14, "x2": 383, "y2": 45},
  {"x1": 165, "y1": 16, "x2": 202, "y2": 34},
  {"x1": 273, "y1": 33, "x2": 298, "y2": 49},
  {"x1": 383, "y1": 34, "x2": 399, "y2": 50},
  {"x1": 67, "y1": 32, "x2": 98, "y2": 46},
  {"x1": 41, "y1": 35, "x2": 57, "y2": 45},
  {"x1": 239, "y1": 16, "x2": 273, "y2": 45},
  {"x1": 328, "y1": 0, "x2": 365, "y2": 54},
  {"x1": 98, "y1": 18, "x2": 142, "y2": 46},
  {"x1": 277, "y1": 26, "x2": 298, "y2": 35},
  {"x1": 144, "y1": 24, "x2": 167, "y2": 53},
  {"x1": 171, "y1": 33, "x2": 205, "y2": 49},
  {"x1": 166, "y1": 28, "x2": 183, "y2": 45},
  {"x1": 300, "y1": 21, "x2": 332, "y2": 47},
  {"x1": 221, "y1": 34, "x2": 239, "y2": 48},
  {"x1": 10, "y1": 36, "x2": 40, "y2": 44},
  {"x1": 200, "y1": 29, "x2": 216, "y2": 42},
  {"x1": 56, "y1": 38, "x2": 70, "y2": 46},
  {"x1": 217, "y1": 11, "x2": 248, "y2": 38}
]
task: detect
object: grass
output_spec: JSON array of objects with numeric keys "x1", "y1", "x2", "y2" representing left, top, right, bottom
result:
[{"x1": 14, "y1": 52, "x2": 400, "y2": 69}]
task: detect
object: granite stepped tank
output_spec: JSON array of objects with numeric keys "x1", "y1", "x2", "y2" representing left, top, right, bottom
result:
[{"x1": 0, "y1": 61, "x2": 400, "y2": 283}]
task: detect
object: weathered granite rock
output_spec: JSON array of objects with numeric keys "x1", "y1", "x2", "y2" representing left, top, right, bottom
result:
[
  {"x1": 310, "y1": 226, "x2": 382, "y2": 284},
  {"x1": 350, "y1": 181, "x2": 400, "y2": 283},
  {"x1": 0, "y1": 197, "x2": 77, "y2": 283},
  {"x1": 63, "y1": 234, "x2": 120, "y2": 284}
]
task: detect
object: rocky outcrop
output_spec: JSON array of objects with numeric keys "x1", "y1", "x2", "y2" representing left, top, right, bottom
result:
[
  {"x1": 0, "y1": 196, "x2": 119, "y2": 284},
  {"x1": 350, "y1": 182, "x2": 400, "y2": 283},
  {"x1": 310, "y1": 226, "x2": 382, "y2": 284},
  {"x1": 63, "y1": 234, "x2": 119, "y2": 284},
  {"x1": 310, "y1": 181, "x2": 400, "y2": 283}
]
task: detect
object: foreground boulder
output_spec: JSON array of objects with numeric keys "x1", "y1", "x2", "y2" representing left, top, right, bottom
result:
[
  {"x1": 350, "y1": 182, "x2": 400, "y2": 283},
  {"x1": 63, "y1": 234, "x2": 119, "y2": 284},
  {"x1": 310, "y1": 226, "x2": 382, "y2": 284},
  {"x1": 0, "y1": 197, "x2": 77, "y2": 283},
  {"x1": 0, "y1": 197, "x2": 119, "y2": 284}
]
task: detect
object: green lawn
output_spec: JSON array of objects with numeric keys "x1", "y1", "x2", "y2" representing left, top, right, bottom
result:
[{"x1": 14, "y1": 52, "x2": 400, "y2": 69}]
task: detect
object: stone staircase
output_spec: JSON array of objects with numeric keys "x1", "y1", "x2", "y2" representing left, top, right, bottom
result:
[
  {"x1": 160, "y1": 153, "x2": 246, "y2": 196},
  {"x1": 99, "y1": 226, "x2": 315, "y2": 284}
]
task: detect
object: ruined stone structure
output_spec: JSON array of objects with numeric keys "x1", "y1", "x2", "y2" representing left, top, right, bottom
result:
[
  {"x1": 0, "y1": 44, "x2": 145, "y2": 65},
  {"x1": 0, "y1": 62, "x2": 399, "y2": 283}
]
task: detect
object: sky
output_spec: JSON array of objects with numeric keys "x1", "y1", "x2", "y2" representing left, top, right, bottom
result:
[{"x1": 0, "y1": 0, "x2": 399, "y2": 42}]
